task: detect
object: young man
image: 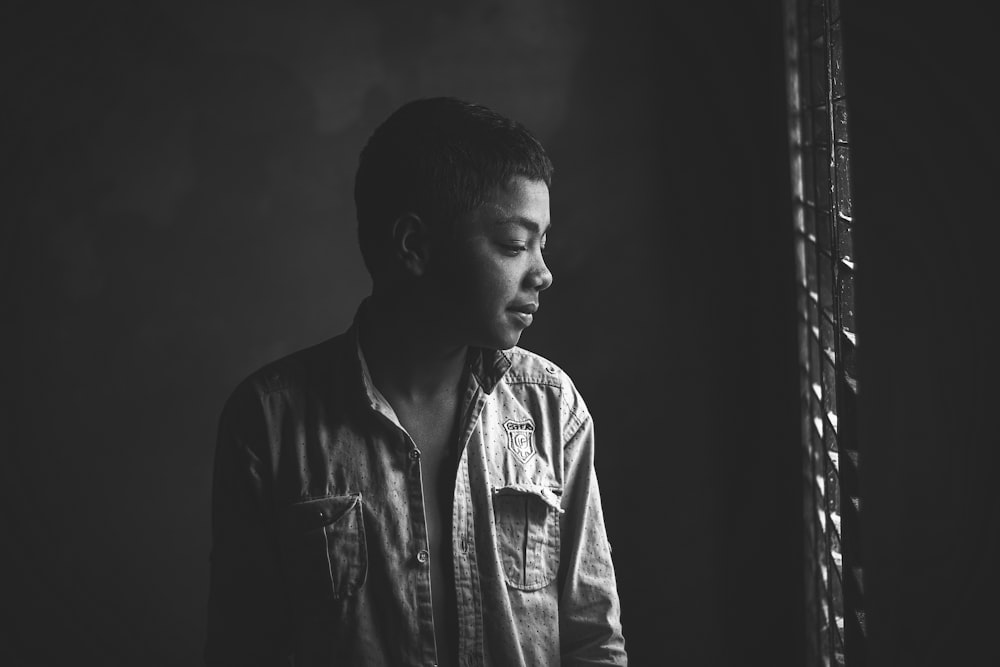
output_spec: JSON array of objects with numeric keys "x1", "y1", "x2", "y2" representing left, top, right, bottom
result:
[{"x1": 205, "y1": 97, "x2": 626, "y2": 666}]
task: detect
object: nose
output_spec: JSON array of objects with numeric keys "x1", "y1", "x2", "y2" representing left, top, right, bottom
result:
[{"x1": 527, "y1": 252, "x2": 553, "y2": 291}]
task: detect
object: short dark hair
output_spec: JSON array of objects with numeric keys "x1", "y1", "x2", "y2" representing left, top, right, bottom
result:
[{"x1": 354, "y1": 97, "x2": 553, "y2": 278}]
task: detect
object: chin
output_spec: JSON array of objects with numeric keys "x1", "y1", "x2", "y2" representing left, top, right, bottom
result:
[
  {"x1": 474, "y1": 327, "x2": 522, "y2": 351},
  {"x1": 495, "y1": 339, "x2": 520, "y2": 351},
  {"x1": 462, "y1": 313, "x2": 526, "y2": 350}
]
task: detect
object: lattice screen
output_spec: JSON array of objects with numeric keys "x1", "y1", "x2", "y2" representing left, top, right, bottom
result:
[{"x1": 782, "y1": 0, "x2": 865, "y2": 664}]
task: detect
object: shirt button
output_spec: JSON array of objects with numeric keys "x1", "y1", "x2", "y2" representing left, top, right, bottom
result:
[
  {"x1": 416, "y1": 549, "x2": 429, "y2": 564},
  {"x1": 409, "y1": 449, "x2": 421, "y2": 461}
]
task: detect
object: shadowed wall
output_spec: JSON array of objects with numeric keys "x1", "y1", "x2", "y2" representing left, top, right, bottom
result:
[
  {"x1": 844, "y1": 4, "x2": 1000, "y2": 664},
  {"x1": 2, "y1": 2, "x2": 800, "y2": 664}
]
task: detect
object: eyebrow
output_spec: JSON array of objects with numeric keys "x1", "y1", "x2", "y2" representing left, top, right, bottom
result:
[{"x1": 493, "y1": 215, "x2": 551, "y2": 234}]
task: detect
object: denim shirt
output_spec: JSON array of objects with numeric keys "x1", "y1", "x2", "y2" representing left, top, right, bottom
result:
[{"x1": 205, "y1": 314, "x2": 627, "y2": 667}]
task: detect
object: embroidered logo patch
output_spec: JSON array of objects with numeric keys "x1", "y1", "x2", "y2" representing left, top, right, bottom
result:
[{"x1": 503, "y1": 419, "x2": 536, "y2": 465}]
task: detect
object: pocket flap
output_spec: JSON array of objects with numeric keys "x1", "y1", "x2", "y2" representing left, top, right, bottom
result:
[
  {"x1": 493, "y1": 484, "x2": 564, "y2": 513},
  {"x1": 282, "y1": 493, "x2": 362, "y2": 534}
]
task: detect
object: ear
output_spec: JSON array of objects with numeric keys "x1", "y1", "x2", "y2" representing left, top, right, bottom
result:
[{"x1": 390, "y1": 213, "x2": 433, "y2": 277}]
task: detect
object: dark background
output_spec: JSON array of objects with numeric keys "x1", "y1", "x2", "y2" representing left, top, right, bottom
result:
[
  {"x1": 844, "y1": 3, "x2": 1000, "y2": 665},
  {"x1": 2, "y1": 1, "x2": 995, "y2": 666}
]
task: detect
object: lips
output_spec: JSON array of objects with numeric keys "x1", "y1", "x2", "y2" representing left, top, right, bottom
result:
[{"x1": 508, "y1": 302, "x2": 539, "y2": 314}]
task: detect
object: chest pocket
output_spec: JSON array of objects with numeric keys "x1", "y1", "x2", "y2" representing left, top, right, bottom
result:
[
  {"x1": 492, "y1": 484, "x2": 563, "y2": 591},
  {"x1": 279, "y1": 493, "x2": 368, "y2": 605}
]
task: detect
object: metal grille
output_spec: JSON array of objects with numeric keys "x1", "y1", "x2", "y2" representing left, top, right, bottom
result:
[{"x1": 782, "y1": 0, "x2": 865, "y2": 665}]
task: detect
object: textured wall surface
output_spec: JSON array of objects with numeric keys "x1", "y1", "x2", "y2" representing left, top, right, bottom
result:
[{"x1": 3, "y1": 2, "x2": 800, "y2": 665}]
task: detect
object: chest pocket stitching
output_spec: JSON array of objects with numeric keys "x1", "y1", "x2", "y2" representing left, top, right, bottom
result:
[
  {"x1": 279, "y1": 492, "x2": 368, "y2": 603},
  {"x1": 492, "y1": 484, "x2": 562, "y2": 591}
]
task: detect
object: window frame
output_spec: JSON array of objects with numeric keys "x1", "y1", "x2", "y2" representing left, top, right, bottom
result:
[{"x1": 782, "y1": 0, "x2": 866, "y2": 664}]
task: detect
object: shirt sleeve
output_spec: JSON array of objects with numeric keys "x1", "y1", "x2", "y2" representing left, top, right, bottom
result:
[
  {"x1": 558, "y1": 414, "x2": 628, "y2": 666},
  {"x1": 205, "y1": 383, "x2": 293, "y2": 667}
]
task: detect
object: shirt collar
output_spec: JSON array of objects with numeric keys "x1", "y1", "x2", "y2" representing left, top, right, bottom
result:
[{"x1": 466, "y1": 345, "x2": 512, "y2": 395}]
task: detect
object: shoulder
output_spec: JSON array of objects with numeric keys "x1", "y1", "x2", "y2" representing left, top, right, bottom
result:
[
  {"x1": 223, "y1": 334, "x2": 348, "y2": 411},
  {"x1": 502, "y1": 346, "x2": 591, "y2": 435},
  {"x1": 503, "y1": 346, "x2": 565, "y2": 386}
]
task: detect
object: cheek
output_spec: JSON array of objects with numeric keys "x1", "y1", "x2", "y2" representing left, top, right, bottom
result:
[
  {"x1": 456, "y1": 267, "x2": 505, "y2": 313},
  {"x1": 476, "y1": 261, "x2": 519, "y2": 305},
  {"x1": 451, "y1": 251, "x2": 513, "y2": 303}
]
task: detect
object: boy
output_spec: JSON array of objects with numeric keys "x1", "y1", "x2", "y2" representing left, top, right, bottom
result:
[{"x1": 205, "y1": 97, "x2": 626, "y2": 666}]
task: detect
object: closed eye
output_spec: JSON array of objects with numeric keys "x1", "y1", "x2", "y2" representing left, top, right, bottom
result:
[{"x1": 497, "y1": 234, "x2": 547, "y2": 257}]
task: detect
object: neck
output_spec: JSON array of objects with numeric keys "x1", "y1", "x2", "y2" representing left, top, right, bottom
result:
[{"x1": 359, "y1": 290, "x2": 468, "y2": 404}]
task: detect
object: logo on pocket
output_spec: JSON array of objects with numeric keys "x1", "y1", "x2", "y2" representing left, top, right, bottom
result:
[{"x1": 503, "y1": 419, "x2": 536, "y2": 465}]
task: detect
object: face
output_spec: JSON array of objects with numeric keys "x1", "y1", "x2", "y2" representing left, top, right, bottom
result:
[{"x1": 427, "y1": 176, "x2": 553, "y2": 350}]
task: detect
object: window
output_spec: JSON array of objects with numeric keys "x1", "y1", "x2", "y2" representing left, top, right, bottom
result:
[{"x1": 782, "y1": 0, "x2": 865, "y2": 664}]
